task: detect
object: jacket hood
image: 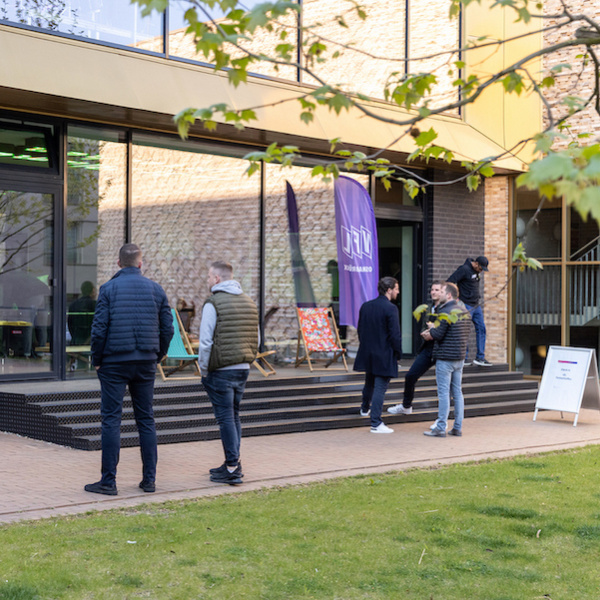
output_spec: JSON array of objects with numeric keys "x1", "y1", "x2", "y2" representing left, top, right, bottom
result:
[{"x1": 211, "y1": 279, "x2": 244, "y2": 295}]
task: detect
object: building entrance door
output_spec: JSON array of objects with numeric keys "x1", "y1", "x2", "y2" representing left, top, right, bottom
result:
[
  {"x1": 0, "y1": 184, "x2": 59, "y2": 379},
  {"x1": 376, "y1": 218, "x2": 422, "y2": 356}
]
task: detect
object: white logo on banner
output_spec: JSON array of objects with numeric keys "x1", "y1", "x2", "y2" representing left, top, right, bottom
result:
[{"x1": 341, "y1": 225, "x2": 373, "y2": 260}]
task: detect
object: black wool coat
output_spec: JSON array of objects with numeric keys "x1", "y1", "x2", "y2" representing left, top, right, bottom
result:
[{"x1": 353, "y1": 294, "x2": 403, "y2": 377}]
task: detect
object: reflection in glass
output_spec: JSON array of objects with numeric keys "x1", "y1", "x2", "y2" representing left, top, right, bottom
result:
[
  {"x1": 66, "y1": 127, "x2": 127, "y2": 375},
  {"x1": 1, "y1": 0, "x2": 162, "y2": 50},
  {"x1": 168, "y1": 0, "x2": 297, "y2": 79},
  {"x1": 514, "y1": 265, "x2": 561, "y2": 376},
  {"x1": 131, "y1": 139, "x2": 260, "y2": 350},
  {"x1": 569, "y1": 265, "x2": 600, "y2": 366},
  {"x1": 0, "y1": 190, "x2": 53, "y2": 375},
  {"x1": 570, "y1": 207, "x2": 600, "y2": 260},
  {"x1": 515, "y1": 191, "x2": 561, "y2": 261},
  {"x1": 0, "y1": 124, "x2": 54, "y2": 168}
]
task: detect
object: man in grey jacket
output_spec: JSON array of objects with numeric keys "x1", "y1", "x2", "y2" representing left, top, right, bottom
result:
[
  {"x1": 199, "y1": 261, "x2": 259, "y2": 485},
  {"x1": 421, "y1": 282, "x2": 471, "y2": 438}
]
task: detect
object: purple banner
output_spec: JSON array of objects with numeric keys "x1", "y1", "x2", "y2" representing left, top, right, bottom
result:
[{"x1": 334, "y1": 176, "x2": 379, "y2": 327}]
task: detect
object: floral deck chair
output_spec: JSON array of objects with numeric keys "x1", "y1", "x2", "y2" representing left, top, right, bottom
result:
[{"x1": 295, "y1": 307, "x2": 348, "y2": 372}]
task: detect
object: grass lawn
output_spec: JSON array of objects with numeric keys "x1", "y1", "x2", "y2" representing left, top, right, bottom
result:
[{"x1": 2, "y1": 445, "x2": 600, "y2": 599}]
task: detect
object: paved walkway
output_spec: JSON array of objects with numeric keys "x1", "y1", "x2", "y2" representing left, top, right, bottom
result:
[{"x1": 2, "y1": 409, "x2": 600, "y2": 524}]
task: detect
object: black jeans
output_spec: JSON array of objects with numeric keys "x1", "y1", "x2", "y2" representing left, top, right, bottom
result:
[
  {"x1": 97, "y1": 361, "x2": 158, "y2": 486},
  {"x1": 403, "y1": 346, "x2": 434, "y2": 408}
]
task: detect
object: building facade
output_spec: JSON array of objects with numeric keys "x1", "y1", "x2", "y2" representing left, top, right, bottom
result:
[{"x1": 0, "y1": 0, "x2": 548, "y2": 381}]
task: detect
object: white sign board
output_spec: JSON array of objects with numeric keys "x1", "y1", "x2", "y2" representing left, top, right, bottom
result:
[{"x1": 534, "y1": 346, "x2": 600, "y2": 426}]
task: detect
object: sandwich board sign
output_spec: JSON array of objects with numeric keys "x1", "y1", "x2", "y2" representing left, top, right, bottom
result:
[{"x1": 533, "y1": 346, "x2": 600, "y2": 426}]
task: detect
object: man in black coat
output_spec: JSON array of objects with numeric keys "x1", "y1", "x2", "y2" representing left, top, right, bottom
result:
[{"x1": 353, "y1": 277, "x2": 403, "y2": 433}]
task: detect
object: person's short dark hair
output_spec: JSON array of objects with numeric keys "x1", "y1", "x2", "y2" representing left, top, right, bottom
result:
[
  {"x1": 80, "y1": 281, "x2": 94, "y2": 296},
  {"x1": 443, "y1": 282, "x2": 459, "y2": 299},
  {"x1": 378, "y1": 276, "x2": 398, "y2": 295},
  {"x1": 119, "y1": 243, "x2": 142, "y2": 267},
  {"x1": 210, "y1": 261, "x2": 233, "y2": 280},
  {"x1": 431, "y1": 280, "x2": 443, "y2": 287},
  {"x1": 475, "y1": 256, "x2": 489, "y2": 271}
]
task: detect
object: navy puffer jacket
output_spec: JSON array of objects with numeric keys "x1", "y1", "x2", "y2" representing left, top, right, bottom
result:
[{"x1": 91, "y1": 267, "x2": 173, "y2": 366}]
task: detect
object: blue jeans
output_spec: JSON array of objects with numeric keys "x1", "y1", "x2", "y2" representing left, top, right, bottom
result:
[
  {"x1": 434, "y1": 359, "x2": 465, "y2": 432},
  {"x1": 97, "y1": 361, "x2": 158, "y2": 486},
  {"x1": 403, "y1": 346, "x2": 434, "y2": 407},
  {"x1": 203, "y1": 369, "x2": 249, "y2": 466},
  {"x1": 361, "y1": 373, "x2": 391, "y2": 428},
  {"x1": 464, "y1": 304, "x2": 486, "y2": 360}
]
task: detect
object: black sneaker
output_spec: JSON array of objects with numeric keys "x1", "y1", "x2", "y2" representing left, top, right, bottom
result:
[
  {"x1": 473, "y1": 358, "x2": 492, "y2": 367},
  {"x1": 210, "y1": 465, "x2": 243, "y2": 485},
  {"x1": 209, "y1": 461, "x2": 243, "y2": 477},
  {"x1": 139, "y1": 480, "x2": 156, "y2": 493},
  {"x1": 448, "y1": 428, "x2": 462, "y2": 437},
  {"x1": 84, "y1": 481, "x2": 118, "y2": 496}
]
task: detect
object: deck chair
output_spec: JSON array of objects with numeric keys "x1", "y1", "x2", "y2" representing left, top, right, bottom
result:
[
  {"x1": 253, "y1": 349, "x2": 276, "y2": 377},
  {"x1": 295, "y1": 307, "x2": 348, "y2": 372},
  {"x1": 157, "y1": 309, "x2": 201, "y2": 381}
]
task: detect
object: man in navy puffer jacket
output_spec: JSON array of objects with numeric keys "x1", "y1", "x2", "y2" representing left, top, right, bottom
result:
[{"x1": 85, "y1": 244, "x2": 173, "y2": 496}]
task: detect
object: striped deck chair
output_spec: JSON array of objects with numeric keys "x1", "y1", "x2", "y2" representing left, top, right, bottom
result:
[
  {"x1": 295, "y1": 307, "x2": 348, "y2": 372},
  {"x1": 157, "y1": 309, "x2": 201, "y2": 381}
]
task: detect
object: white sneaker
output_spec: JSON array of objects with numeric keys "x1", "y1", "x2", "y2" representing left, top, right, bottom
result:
[
  {"x1": 360, "y1": 409, "x2": 370, "y2": 417},
  {"x1": 388, "y1": 404, "x2": 412, "y2": 415},
  {"x1": 370, "y1": 423, "x2": 394, "y2": 434},
  {"x1": 430, "y1": 419, "x2": 448, "y2": 431}
]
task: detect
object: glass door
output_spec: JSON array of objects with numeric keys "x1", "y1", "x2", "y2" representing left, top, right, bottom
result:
[
  {"x1": 376, "y1": 219, "x2": 419, "y2": 356},
  {"x1": 0, "y1": 186, "x2": 57, "y2": 377}
]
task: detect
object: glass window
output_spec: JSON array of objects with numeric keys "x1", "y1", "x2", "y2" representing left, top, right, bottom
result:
[
  {"x1": 514, "y1": 265, "x2": 561, "y2": 376},
  {"x1": 131, "y1": 134, "x2": 261, "y2": 346},
  {"x1": 515, "y1": 190, "x2": 562, "y2": 261},
  {"x1": 0, "y1": 122, "x2": 55, "y2": 169},
  {"x1": 301, "y1": 1, "x2": 405, "y2": 99},
  {"x1": 568, "y1": 264, "x2": 600, "y2": 362},
  {"x1": 408, "y1": 0, "x2": 459, "y2": 113},
  {"x1": 1, "y1": 0, "x2": 163, "y2": 51},
  {"x1": 168, "y1": 0, "x2": 297, "y2": 79},
  {"x1": 65, "y1": 126, "x2": 127, "y2": 375},
  {"x1": 0, "y1": 189, "x2": 54, "y2": 375},
  {"x1": 263, "y1": 165, "x2": 367, "y2": 364},
  {"x1": 570, "y1": 207, "x2": 600, "y2": 261}
]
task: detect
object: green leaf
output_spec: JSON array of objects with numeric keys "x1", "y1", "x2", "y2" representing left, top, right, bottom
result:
[
  {"x1": 300, "y1": 112, "x2": 314, "y2": 125},
  {"x1": 413, "y1": 304, "x2": 428, "y2": 322},
  {"x1": 466, "y1": 174, "x2": 480, "y2": 192},
  {"x1": 414, "y1": 128, "x2": 437, "y2": 147}
]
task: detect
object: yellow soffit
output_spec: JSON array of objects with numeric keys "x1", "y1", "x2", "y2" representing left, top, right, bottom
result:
[{"x1": 0, "y1": 25, "x2": 525, "y2": 172}]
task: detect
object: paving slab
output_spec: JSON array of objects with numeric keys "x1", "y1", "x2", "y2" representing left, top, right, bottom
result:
[{"x1": 2, "y1": 409, "x2": 600, "y2": 524}]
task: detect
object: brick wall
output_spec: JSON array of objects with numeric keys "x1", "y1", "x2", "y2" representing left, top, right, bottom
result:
[
  {"x1": 543, "y1": 0, "x2": 600, "y2": 148},
  {"x1": 429, "y1": 171, "x2": 486, "y2": 360},
  {"x1": 484, "y1": 176, "x2": 510, "y2": 364}
]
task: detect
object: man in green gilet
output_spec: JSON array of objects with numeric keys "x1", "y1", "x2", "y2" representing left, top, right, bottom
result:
[{"x1": 199, "y1": 261, "x2": 259, "y2": 485}]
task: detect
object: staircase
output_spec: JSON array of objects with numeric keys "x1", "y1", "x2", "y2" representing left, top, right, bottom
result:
[{"x1": 0, "y1": 363, "x2": 538, "y2": 450}]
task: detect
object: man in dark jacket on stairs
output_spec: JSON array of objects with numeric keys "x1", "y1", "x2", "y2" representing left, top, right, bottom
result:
[
  {"x1": 421, "y1": 282, "x2": 471, "y2": 438},
  {"x1": 85, "y1": 244, "x2": 173, "y2": 496},
  {"x1": 353, "y1": 276, "x2": 403, "y2": 434}
]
